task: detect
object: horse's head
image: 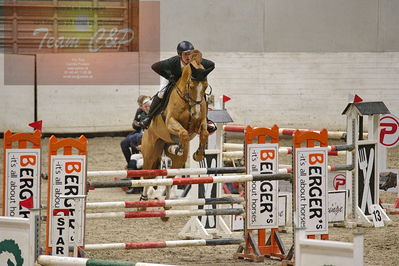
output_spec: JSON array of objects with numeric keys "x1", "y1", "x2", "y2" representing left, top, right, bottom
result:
[{"x1": 178, "y1": 50, "x2": 214, "y2": 119}]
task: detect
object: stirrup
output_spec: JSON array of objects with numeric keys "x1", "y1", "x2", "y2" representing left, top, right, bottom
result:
[{"x1": 139, "y1": 194, "x2": 148, "y2": 201}]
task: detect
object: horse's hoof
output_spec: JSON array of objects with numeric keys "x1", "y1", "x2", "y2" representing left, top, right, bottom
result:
[
  {"x1": 193, "y1": 152, "x2": 204, "y2": 162},
  {"x1": 138, "y1": 194, "x2": 148, "y2": 211},
  {"x1": 161, "y1": 216, "x2": 170, "y2": 222},
  {"x1": 139, "y1": 194, "x2": 148, "y2": 201}
]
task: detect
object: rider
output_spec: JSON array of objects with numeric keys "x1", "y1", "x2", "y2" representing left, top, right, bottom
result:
[{"x1": 140, "y1": 40, "x2": 217, "y2": 134}]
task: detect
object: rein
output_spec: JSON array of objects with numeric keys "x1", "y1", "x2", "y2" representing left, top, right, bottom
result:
[{"x1": 174, "y1": 79, "x2": 204, "y2": 107}]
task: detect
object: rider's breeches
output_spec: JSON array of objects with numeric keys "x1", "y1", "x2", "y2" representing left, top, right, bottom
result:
[{"x1": 157, "y1": 77, "x2": 169, "y2": 98}]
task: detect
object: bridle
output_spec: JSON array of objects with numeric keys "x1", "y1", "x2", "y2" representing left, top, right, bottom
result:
[{"x1": 174, "y1": 78, "x2": 205, "y2": 108}]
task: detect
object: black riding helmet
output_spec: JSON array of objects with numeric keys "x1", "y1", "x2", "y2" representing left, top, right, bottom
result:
[{"x1": 177, "y1": 41, "x2": 194, "y2": 54}]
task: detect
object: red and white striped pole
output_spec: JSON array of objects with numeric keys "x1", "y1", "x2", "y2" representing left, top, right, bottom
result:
[
  {"x1": 84, "y1": 238, "x2": 244, "y2": 250},
  {"x1": 89, "y1": 173, "x2": 292, "y2": 189},
  {"x1": 88, "y1": 167, "x2": 245, "y2": 178},
  {"x1": 86, "y1": 208, "x2": 244, "y2": 219},
  {"x1": 86, "y1": 197, "x2": 244, "y2": 209}
]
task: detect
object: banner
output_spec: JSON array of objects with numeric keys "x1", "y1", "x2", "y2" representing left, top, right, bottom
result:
[
  {"x1": 295, "y1": 147, "x2": 328, "y2": 235},
  {"x1": 4, "y1": 149, "x2": 41, "y2": 218},
  {"x1": 49, "y1": 155, "x2": 86, "y2": 246},
  {"x1": 246, "y1": 144, "x2": 279, "y2": 229}
]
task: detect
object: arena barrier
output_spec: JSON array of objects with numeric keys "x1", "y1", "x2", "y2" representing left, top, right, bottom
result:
[
  {"x1": 37, "y1": 255, "x2": 173, "y2": 266},
  {"x1": 86, "y1": 197, "x2": 244, "y2": 209},
  {"x1": 84, "y1": 238, "x2": 244, "y2": 251}
]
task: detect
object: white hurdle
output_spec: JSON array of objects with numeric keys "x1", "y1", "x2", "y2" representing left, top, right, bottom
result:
[{"x1": 295, "y1": 229, "x2": 364, "y2": 266}]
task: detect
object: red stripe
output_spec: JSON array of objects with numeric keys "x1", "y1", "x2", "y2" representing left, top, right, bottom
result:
[
  {"x1": 394, "y1": 198, "x2": 399, "y2": 209},
  {"x1": 172, "y1": 176, "x2": 214, "y2": 185},
  {"x1": 124, "y1": 210, "x2": 166, "y2": 218},
  {"x1": 53, "y1": 209, "x2": 69, "y2": 216},
  {"x1": 281, "y1": 129, "x2": 295, "y2": 136},
  {"x1": 126, "y1": 241, "x2": 167, "y2": 249},
  {"x1": 223, "y1": 126, "x2": 245, "y2": 132},
  {"x1": 126, "y1": 169, "x2": 168, "y2": 177},
  {"x1": 125, "y1": 200, "x2": 165, "y2": 208},
  {"x1": 328, "y1": 151, "x2": 338, "y2": 156}
]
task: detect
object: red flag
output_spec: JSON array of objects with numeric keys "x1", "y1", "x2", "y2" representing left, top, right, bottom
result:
[
  {"x1": 19, "y1": 196, "x2": 34, "y2": 209},
  {"x1": 353, "y1": 94, "x2": 363, "y2": 103},
  {"x1": 29, "y1": 120, "x2": 42, "y2": 130},
  {"x1": 222, "y1": 95, "x2": 231, "y2": 103}
]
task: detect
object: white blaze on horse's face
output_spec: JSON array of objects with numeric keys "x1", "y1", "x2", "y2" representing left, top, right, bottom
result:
[{"x1": 192, "y1": 82, "x2": 202, "y2": 119}]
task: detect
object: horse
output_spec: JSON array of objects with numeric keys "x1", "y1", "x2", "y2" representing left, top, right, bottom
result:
[{"x1": 140, "y1": 50, "x2": 214, "y2": 204}]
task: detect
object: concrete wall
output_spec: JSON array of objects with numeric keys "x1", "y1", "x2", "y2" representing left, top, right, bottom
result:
[
  {"x1": 160, "y1": 0, "x2": 399, "y2": 52},
  {"x1": 0, "y1": 54, "x2": 35, "y2": 132},
  {"x1": 204, "y1": 52, "x2": 399, "y2": 130}
]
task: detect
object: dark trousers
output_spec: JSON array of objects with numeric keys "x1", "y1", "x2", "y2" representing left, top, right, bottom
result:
[{"x1": 120, "y1": 133, "x2": 139, "y2": 163}]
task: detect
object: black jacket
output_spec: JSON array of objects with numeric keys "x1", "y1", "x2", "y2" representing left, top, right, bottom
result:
[
  {"x1": 151, "y1": 55, "x2": 215, "y2": 82},
  {"x1": 132, "y1": 108, "x2": 145, "y2": 132}
]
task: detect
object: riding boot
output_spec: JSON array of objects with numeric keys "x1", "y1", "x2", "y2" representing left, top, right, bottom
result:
[
  {"x1": 207, "y1": 119, "x2": 217, "y2": 134},
  {"x1": 140, "y1": 95, "x2": 163, "y2": 129}
]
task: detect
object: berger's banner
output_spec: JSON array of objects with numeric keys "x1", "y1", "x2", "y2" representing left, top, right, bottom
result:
[
  {"x1": 4, "y1": 149, "x2": 41, "y2": 218},
  {"x1": 295, "y1": 147, "x2": 328, "y2": 235},
  {"x1": 246, "y1": 144, "x2": 279, "y2": 229},
  {"x1": 49, "y1": 155, "x2": 86, "y2": 246}
]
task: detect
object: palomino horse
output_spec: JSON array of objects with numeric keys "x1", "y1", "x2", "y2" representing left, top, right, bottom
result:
[{"x1": 141, "y1": 50, "x2": 214, "y2": 203}]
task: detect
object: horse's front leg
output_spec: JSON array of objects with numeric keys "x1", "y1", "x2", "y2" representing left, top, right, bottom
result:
[
  {"x1": 165, "y1": 117, "x2": 190, "y2": 156},
  {"x1": 193, "y1": 118, "x2": 209, "y2": 162}
]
